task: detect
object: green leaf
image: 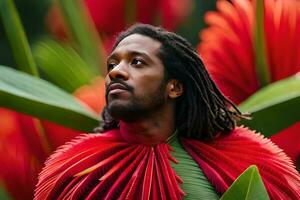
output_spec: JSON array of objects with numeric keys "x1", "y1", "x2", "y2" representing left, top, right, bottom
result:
[
  {"x1": 220, "y1": 165, "x2": 269, "y2": 200},
  {"x1": 0, "y1": 0, "x2": 38, "y2": 76},
  {"x1": 169, "y1": 137, "x2": 219, "y2": 199},
  {"x1": 238, "y1": 74, "x2": 300, "y2": 136},
  {"x1": 0, "y1": 185, "x2": 12, "y2": 200},
  {"x1": 33, "y1": 39, "x2": 96, "y2": 93},
  {"x1": 0, "y1": 65, "x2": 100, "y2": 132},
  {"x1": 253, "y1": 0, "x2": 270, "y2": 87},
  {"x1": 58, "y1": 0, "x2": 105, "y2": 75}
]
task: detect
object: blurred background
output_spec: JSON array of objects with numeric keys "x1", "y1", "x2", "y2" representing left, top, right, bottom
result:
[
  {"x1": 0, "y1": 0, "x2": 213, "y2": 66},
  {"x1": 0, "y1": 0, "x2": 299, "y2": 199}
]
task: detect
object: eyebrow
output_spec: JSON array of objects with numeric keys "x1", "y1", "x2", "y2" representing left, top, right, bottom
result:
[{"x1": 107, "y1": 50, "x2": 153, "y2": 62}]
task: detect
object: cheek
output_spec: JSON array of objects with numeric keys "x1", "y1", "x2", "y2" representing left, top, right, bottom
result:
[
  {"x1": 136, "y1": 77, "x2": 165, "y2": 95},
  {"x1": 104, "y1": 76, "x2": 110, "y2": 88}
]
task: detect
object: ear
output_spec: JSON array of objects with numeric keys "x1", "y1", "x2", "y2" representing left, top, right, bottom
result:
[{"x1": 167, "y1": 79, "x2": 184, "y2": 99}]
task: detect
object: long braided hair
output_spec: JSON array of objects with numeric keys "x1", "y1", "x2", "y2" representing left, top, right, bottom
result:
[{"x1": 99, "y1": 23, "x2": 246, "y2": 140}]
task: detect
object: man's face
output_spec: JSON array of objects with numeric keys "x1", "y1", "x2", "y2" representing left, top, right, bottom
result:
[{"x1": 105, "y1": 34, "x2": 167, "y2": 121}]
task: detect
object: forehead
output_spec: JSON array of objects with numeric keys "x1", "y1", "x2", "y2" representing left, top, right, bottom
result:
[{"x1": 112, "y1": 34, "x2": 162, "y2": 56}]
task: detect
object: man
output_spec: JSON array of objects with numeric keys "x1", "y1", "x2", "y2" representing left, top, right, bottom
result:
[{"x1": 35, "y1": 24, "x2": 300, "y2": 199}]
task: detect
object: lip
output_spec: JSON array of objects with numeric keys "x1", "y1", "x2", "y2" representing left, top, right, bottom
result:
[{"x1": 108, "y1": 83, "x2": 128, "y2": 94}]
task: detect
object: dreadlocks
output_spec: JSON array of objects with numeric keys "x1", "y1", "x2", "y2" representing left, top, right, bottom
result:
[{"x1": 99, "y1": 23, "x2": 245, "y2": 140}]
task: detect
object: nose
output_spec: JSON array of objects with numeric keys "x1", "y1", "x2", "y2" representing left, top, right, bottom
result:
[{"x1": 107, "y1": 62, "x2": 129, "y2": 80}]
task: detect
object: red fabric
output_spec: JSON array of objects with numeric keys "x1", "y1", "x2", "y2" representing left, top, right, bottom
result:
[
  {"x1": 35, "y1": 127, "x2": 300, "y2": 199},
  {"x1": 182, "y1": 126, "x2": 300, "y2": 199},
  {"x1": 34, "y1": 130, "x2": 184, "y2": 199}
]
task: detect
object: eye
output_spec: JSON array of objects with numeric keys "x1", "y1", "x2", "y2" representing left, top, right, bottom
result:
[
  {"x1": 107, "y1": 61, "x2": 117, "y2": 71},
  {"x1": 131, "y1": 58, "x2": 145, "y2": 66}
]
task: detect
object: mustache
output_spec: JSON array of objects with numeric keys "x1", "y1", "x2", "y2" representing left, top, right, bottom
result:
[{"x1": 105, "y1": 79, "x2": 134, "y2": 97}]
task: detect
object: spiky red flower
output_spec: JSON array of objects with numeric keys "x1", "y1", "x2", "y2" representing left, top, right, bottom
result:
[
  {"x1": 198, "y1": 0, "x2": 300, "y2": 104},
  {"x1": 198, "y1": 0, "x2": 300, "y2": 162},
  {"x1": 34, "y1": 130, "x2": 184, "y2": 199},
  {"x1": 182, "y1": 126, "x2": 300, "y2": 199}
]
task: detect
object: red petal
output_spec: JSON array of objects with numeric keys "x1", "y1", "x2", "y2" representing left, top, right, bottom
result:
[{"x1": 271, "y1": 122, "x2": 300, "y2": 162}]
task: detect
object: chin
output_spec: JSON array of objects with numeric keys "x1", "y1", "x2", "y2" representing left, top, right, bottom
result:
[
  {"x1": 107, "y1": 99, "x2": 129, "y2": 110},
  {"x1": 107, "y1": 102, "x2": 143, "y2": 122},
  {"x1": 108, "y1": 101, "x2": 130, "y2": 117}
]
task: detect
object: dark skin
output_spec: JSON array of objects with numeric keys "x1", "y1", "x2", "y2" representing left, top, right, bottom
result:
[{"x1": 105, "y1": 34, "x2": 183, "y2": 145}]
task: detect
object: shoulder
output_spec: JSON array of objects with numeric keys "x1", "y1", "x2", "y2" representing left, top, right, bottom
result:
[
  {"x1": 44, "y1": 129, "x2": 123, "y2": 163},
  {"x1": 181, "y1": 126, "x2": 300, "y2": 199},
  {"x1": 34, "y1": 129, "x2": 130, "y2": 199}
]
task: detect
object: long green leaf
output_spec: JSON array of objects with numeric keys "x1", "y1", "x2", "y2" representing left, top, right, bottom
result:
[
  {"x1": 0, "y1": 0, "x2": 38, "y2": 76},
  {"x1": 0, "y1": 65, "x2": 100, "y2": 132},
  {"x1": 169, "y1": 137, "x2": 219, "y2": 199},
  {"x1": 253, "y1": 0, "x2": 270, "y2": 87},
  {"x1": 239, "y1": 75, "x2": 300, "y2": 136},
  {"x1": 220, "y1": 165, "x2": 269, "y2": 200},
  {"x1": 33, "y1": 39, "x2": 96, "y2": 93},
  {"x1": 58, "y1": 0, "x2": 105, "y2": 75}
]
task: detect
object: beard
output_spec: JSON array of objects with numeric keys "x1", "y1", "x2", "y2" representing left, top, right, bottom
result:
[{"x1": 106, "y1": 81, "x2": 167, "y2": 122}]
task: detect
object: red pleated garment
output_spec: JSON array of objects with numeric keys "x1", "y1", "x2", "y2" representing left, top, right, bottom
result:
[
  {"x1": 182, "y1": 126, "x2": 300, "y2": 199},
  {"x1": 34, "y1": 130, "x2": 184, "y2": 200},
  {"x1": 35, "y1": 127, "x2": 300, "y2": 199}
]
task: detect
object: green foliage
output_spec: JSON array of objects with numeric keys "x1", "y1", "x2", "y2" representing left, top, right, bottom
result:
[
  {"x1": 0, "y1": 185, "x2": 12, "y2": 200},
  {"x1": 169, "y1": 137, "x2": 219, "y2": 199},
  {"x1": 177, "y1": 0, "x2": 216, "y2": 47},
  {"x1": 220, "y1": 165, "x2": 269, "y2": 200},
  {"x1": 0, "y1": 65, "x2": 99, "y2": 132},
  {"x1": 239, "y1": 75, "x2": 300, "y2": 136},
  {"x1": 0, "y1": 0, "x2": 38, "y2": 76},
  {"x1": 58, "y1": 0, "x2": 105, "y2": 74},
  {"x1": 253, "y1": 0, "x2": 270, "y2": 87},
  {"x1": 33, "y1": 39, "x2": 96, "y2": 93}
]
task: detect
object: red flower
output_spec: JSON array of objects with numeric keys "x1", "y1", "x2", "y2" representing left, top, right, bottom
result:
[
  {"x1": 46, "y1": 0, "x2": 193, "y2": 41},
  {"x1": 198, "y1": 0, "x2": 300, "y2": 162},
  {"x1": 198, "y1": 0, "x2": 300, "y2": 104},
  {"x1": 0, "y1": 109, "x2": 48, "y2": 200}
]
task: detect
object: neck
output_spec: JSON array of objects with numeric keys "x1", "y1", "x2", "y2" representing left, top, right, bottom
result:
[{"x1": 119, "y1": 104, "x2": 176, "y2": 145}]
